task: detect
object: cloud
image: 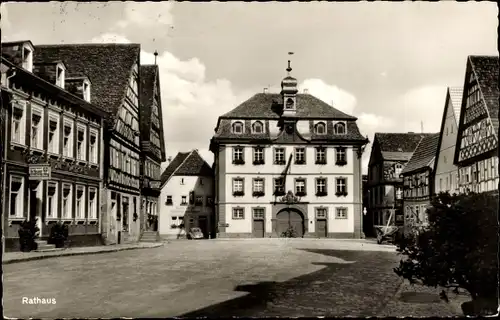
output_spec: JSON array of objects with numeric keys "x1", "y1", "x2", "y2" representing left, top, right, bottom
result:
[
  {"x1": 91, "y1": 33, "x2": 132, "y2": 44},
  {"x1": 116, "y1": 2, "x2": 174, "y2": 29},
  {"x1": 0, "y1": 4, "x2": 10, "y2": 29},
  {"x1": 298, "y1": 78, "x2": 357, "y2": 115}
]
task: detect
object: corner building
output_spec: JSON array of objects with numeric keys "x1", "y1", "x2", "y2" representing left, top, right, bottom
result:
[{"x1": 210, "y1": 64, "x2": 368, "y2": 238}]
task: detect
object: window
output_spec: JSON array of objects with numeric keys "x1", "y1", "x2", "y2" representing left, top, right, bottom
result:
[
  {"x1": 233, "y1": 146, "x2": 245, "y2": 164},
  {"x1": 77, "y1": 127, "x2": 86, "y2": 161},
  {"x1": 89, "y1": 131, "x2": 98, "y2": 163},
  {"x1": 63, "y1": 121, "x2": 73, "y2": 157},
  {"x1": 206, "y1": 197, "x2": 213, "y2": 206},
  {"x1": 253, "y1": 178, "x2": 264, "y2": 194},
  {"x1": 394, "y1": 163, "x2": 403, "y2": 176},
  {"x1": 180, "y1": 178, "x2": 185, "y2": 185},
  {"x1": 316, "y1": 208, "x2": 327, "y2": 219},
  {"x1": 76, "y1": 186, "x2": 85, "y2": 219},
  {"x1": 445, "y1": 176, "x2": 449, "y2": 190},
  {"x1": 450, "y1": 124, "x2": 453, "y2": 134},
  {"x1": 89, "y1": 188, "x2": 97, "y2": 219},
  {"x1": 315, "y1": 147, "x2": 326, "y2": 164},
  {"x1": 252, "y1": 121, "x2": 264, "y2": 133},
  {"x1": 466, "y1": 82, "x2": 480, "y2": 109},
  {"x1": 414, "y1": 205, "x2": 420, "y2": 220},
  {"x1": 11, "y1": 103, "x2": 25, "y2": 144},
  {"x1": 232, "y1": 207, "x2": 244, "y2": 219},
  {"x1": 31, "y1": 110, "x2": 43, "y2": 149},
  {"x1": 295, "y1": 148, "x2": 306, "y2": 164},
  {"x1": 253, "y1": 208, "x2": 265, "y2": 219},
  {"x1": 316, "y1": 178, "x2": 327, "y2": 195},
  {"x1": 253, "y1": 147, "x2": 264, "y2": 165},
  {"x1": 336, "y1": 207, "x2": 348, "y2": 219},
  {"x1": 195, "y1": 196, "x2": 203, "y2": 206},
  {"x1": 233, "y1": 178, "x2": 244, "y2": 196},
  {"x1": 47, "y1": 182, "x2": 58, "y2": 218},
  {"x1": 295, "y1": 178, "x2": 306, "y2": 195},
  {"x1": 274, "y1": 178, "x2": 284, "y2": 195},
  {"x1": 62, "y1": 184, "x2": 72, "y2": 218},
  {"x1": 9, "y1": 176, "x2": 24, "y2": 218},
  {"x1": 334, "y1": 122, "x2": 346, "y2": 135},
  {"x1": 335, "y1": 147, "x2": 346, "y2": 165},
  {"x1": 285, "y1": 98, "x2": 294, "y2": 109},
  {"x1": 165, "y1": 196, "x2": 173, "y2": 205},
  {"x1": 314, "y1": 122, "x2": 326, "y2": 135},
  {"x1": 445, "y1": 126, "x2": 449, "y2": 136},
  {"x1": 48, "y1": 117, "x2": 59, "y2": 154},
  {"x1": 83, "y1": 81, "x2": 91, "y2": 102},
  {"x1": 181, "y1": 196, "x2": 187, "y2": 205},
  {"x1": 396, "y1": 188, "x2": 402, "y2": 200},
  {"x1": 232, "y1": 121, "x2": 244, "y2": 134},
  {"x1": 56, "y1": 65, "x2": 65, "y2": 88},
  {"x1": 22, "y1": 46, "x2": 33, "y2": 72},
  {"x1": 274, "y1": 148, "x2": 285, "y2": 164},
  {"x1": 336, "y1": 177, "x2": 347, "y2": 195}
]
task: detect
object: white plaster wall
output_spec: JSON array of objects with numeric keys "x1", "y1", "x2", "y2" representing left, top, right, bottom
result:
[
  {"x1": 159, "y1": 175, "x2": 213, "y2": 236},
  {"x1": 223, "y1": 203, "x2": 252, "y2": 233}
]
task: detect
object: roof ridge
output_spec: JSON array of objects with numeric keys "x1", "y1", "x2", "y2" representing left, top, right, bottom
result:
[{"x1": 161, "y1": 151, "x2": 194, "y2": 187}]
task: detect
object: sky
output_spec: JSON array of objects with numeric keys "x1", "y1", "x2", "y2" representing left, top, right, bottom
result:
[{"x1": 1, "y1": 1, "x2": 498, "y2": 174}]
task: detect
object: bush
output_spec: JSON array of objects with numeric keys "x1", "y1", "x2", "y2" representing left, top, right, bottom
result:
[
  {"x1": 18, "y1": 220, "x2": 39, "y2": 252},
  {"x1": 394, "y1": 191, "x2": 499, "y2": 316},
  {"x1": 48, "y1": 222, "x2": 69, "y2": 248},
  {"x1": 280, "y1": 226, "x2": 298, "y2": 238}
]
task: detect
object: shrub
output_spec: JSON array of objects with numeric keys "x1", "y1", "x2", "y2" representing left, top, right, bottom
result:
[
  {"x1": 48, "y1": 222, "x2": 69, "y2": 248},
  {"x1": 18, "y1": 220, "x2": 39, "y2": 252},
  {"x1": 394, "y1": 191, "x2": 499, "y2": 316},
  {"x1": 280, "y1": 226, "x2": 298, "y2": 238}
]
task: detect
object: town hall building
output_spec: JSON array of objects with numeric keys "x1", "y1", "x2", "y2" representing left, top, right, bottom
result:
[{"x1": 209, "y1": 61, "x2": 369, "y2": 238}]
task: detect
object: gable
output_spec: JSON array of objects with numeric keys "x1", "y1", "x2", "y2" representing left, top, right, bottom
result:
[{"x1": 434, "y1": 90, "x2": 460, "y2": 176}]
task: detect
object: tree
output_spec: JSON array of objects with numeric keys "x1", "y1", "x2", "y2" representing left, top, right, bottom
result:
[{"x1": 394, "y1": 191, "x2": 499, "y2": 316}]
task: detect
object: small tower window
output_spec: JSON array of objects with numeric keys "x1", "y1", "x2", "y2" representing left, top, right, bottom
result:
[
  {"x1": 334, "y1": 122, "x2": 346, "y2": 135},
  {"x1": 314, "y1": 122, "x2": 326, "y2": 135},
  {"x1": 232, "y1": 121, "x2": 244, "y2": 134},
  {"x1": 22, "y1": 46, "x2": 33, "y2": 72},
  {"x1": 252, "y1": 121, "x2": 263, "y2": 134},
  {"x1": 285, "y1": 98, "x2": 294, "y2": 109},
  {"x1": 83, "y1": 81, "x2": 91, "y2": 102}
]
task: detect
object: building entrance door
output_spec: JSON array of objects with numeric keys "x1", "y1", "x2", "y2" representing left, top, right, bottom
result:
[
  {"x1": 276, "y1": 209, "x2": 304, "y2": 237},
  {"x1": 316, "y1": 219, "x2": 327, "y2": 238},
  {"x1": 198, "y1": 216, "x2": 208, "y2": 239}
]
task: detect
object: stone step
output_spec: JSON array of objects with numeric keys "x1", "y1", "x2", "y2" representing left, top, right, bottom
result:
[
  {"x1": 37, "y1": 244, "x2": 57, "y2": 250},
  {"x1": 34, "y1": 247, "x2": 65, "y2": 253}
]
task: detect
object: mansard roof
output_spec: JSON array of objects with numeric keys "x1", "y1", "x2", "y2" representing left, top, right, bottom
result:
[
  {"x1": 160, "y1": 150, "x2": 213, "y2": 187},
  {"x1": 401, "y1": 133, "x2": 440, "y2": 175},
  {"x1": 34, "y1": 43, "x2": 141, "y2": 115}
]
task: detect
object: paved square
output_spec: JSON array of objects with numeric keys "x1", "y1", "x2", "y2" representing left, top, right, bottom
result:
[{"x1": 3, "y1": 239, "x2": 462, "y2": 318}]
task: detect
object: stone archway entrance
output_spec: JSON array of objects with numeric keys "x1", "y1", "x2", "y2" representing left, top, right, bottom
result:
[{"x1": 276, "y1": 208, "x2": 305, "y2": 237}]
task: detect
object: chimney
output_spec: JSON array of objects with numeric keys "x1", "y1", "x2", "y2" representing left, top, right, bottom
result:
[
  {"x1": 304, "y1": 88, "x2": 309, "y2": 94},
  {"x1": 263, "y1": 88, "x2": 268, "y2": 94},
  {"x1": 167, "y1": 156, "x2": 172, "y2": 163}
]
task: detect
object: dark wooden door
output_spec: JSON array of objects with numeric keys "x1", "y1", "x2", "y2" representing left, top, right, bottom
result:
[
  {"x1": 253, "y1": 220, "x2": 265, "y2": 238},
  {"x1": 316, "y1": 219, "x2": 327, "y2": 238},
  {"x1": 276, "y1": 210, "x2": 304, "y2": 237},
  {"x1": 199, "y1": 217, "x2": 208, "y2": 239}
]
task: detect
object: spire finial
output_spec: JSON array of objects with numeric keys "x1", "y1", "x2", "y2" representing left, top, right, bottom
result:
[
  {"x1": 154, "y1": 50, "x2": 158, "y2": 65},
  {"x1": 286, "y1": 51, "x2": 294, "y2": 74}
]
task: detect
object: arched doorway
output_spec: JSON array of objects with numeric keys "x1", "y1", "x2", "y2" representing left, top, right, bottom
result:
[{"x1": 276, "y1": 208, "x2": 305, "y2": 237}]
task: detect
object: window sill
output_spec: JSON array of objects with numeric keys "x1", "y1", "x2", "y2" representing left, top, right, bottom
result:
[
  {"x1": 8, "y1": 217, "x2": 25, "y2": 226},
  {"x1": 30, "y1": 148, "x2": 45, "y2": 155},
  {"x1": 77, "y1": 160, "x2": 88, "y2": 166},
  {"x1": 315, "y1": 162, "x2": 327, "y2": 165},
  {"x1": 89, "y1": 162, "x2": 99, "y2": 168},
  {"x1": 335, "y1": 217, "x2": 348, "y2": 220},
  {"x1": 180, "y1": 203, "x2": 188, "y2": 206},
  {"x1": 44, "y1": 218, "x2": 60, "y2": 225},
  {"x1": 294, "y1": 162, "x2": 306, "y2": 165},
  {"x1": 232, "y1": 217, "x2": 245, "y2": 220},
  {"x1": 63, "y1": 156, "x2": 75, "y2": 163},
  {"x1": 75, "y1": 219, "x2": 86, "y2": 225},
  {"x1": 166, "y1": 203, "x2": 173, "y2": 206},
  {"x1": 10, "y1": 142, "x2": 27, "y2": 151},
  {"x1": 48, "y1": 152, "x2": 61, "y2": 160},
  {"x1": 88, "y1": 219, "x2": 98, "y2": 225}
]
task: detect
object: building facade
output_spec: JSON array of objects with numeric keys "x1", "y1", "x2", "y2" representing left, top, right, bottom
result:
[
  {"x1": 1, "y1": 41, "x2": 107, "y2": 251},
  {"x1": 209, "y1": 63, "x2": 368, "y2": 238},
  {"x1": 139, "y1": 64, "x2": 166, "y2": 234},
  {"x1": 159, "y1": 150, "x2": 214, "y2": 239},
  {"x1": 401, "y1": 134, "x2": 440, "y2": 225},
  {"x1": 434, "y1": 87, "x2": 463, "y2": 195},
  {"x1": 454, "y1": 56, "x2": 499, "y2": 194},
  {"x1": 366, "y1": 133, "x2": 434, "y2": 230},
  {"x1": 35, "y1": 44, "x2": 144, "y2": 244}
]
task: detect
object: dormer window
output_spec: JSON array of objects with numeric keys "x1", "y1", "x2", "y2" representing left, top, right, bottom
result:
[
  {"x1": 334, "y1": 122, "x2": 346, "y2": 135},
  {"x1": 285, "y1": 98, "x2": 294, "y2": 109},
  {"x1": 83, "y1": 81, "x2": 91, "y2": 102},
  {"x1": 232, "y1": 121, "x2": 244, "y2": 134},
  {"x1": 22, "y1": 45, "x2": 33, "y2": 72},
  {"x1": 395, "y1": 163, "x2": 403, "y2": 176},
  {"x1": 314, "y1": 122, "x2": 326, "y2": 135},
  {"x1": 56, "y1": 65, "x2": 65, "y2": 89},
  {"x1": 252, "y1": 121, "x2": 264, "y2": 134}
]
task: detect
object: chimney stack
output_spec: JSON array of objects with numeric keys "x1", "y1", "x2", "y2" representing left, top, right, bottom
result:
[
  {"x1": 263, "y1": 87, "x2": 268, "y2": 94},
  {"x1": 167, "y1": 156, "x2": 172, "y2": 163},
  {"x1": 304, "y1": 88, "x2": 309, "y2": 94}
]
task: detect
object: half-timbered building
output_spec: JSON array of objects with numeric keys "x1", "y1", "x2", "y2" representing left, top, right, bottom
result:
[
  {"x1": 1, "y1": 41, "x2": 107, "y2": 251},
  {"x1": 209, "y1": 62, "x2": 369, "y2": 238},
  {"x1": 401, "y1": 133, "x2": 440, "y2": 225},
  {"x1": 139, "y1": 64, "x2": 166, "y2": 236},
  {"x1": 35, "y1": 44, "x2": 144, "y2": 244},
  {"x1": 454, "y1": 56, "x2": 499, "y2": 194},
  {"x1": 434, "y1": 87, "x2": 463, "y2": 195}
]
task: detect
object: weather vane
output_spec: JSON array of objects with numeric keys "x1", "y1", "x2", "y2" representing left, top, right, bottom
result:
[{"x1": 287, "y1": 51, "x2": 294, "y2": 74}]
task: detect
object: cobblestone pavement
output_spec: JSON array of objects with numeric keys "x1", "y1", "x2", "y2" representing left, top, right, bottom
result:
[{"x1": 3, "y1": 239, "x2": 465, "y2": 318}]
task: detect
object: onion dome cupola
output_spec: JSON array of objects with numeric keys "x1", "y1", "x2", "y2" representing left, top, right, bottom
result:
[{"x1": 281, "y1": 59, "x2": 298, "y2": 116}]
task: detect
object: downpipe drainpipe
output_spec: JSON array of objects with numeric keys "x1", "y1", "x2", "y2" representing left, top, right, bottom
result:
[{"x1": 1, "y1": 69, "x2": 17, "y2": 253}]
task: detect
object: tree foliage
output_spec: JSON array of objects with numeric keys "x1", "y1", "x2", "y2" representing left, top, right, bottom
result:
[{"x1": 394, "y1": 191, "x2": 499, "y2": 314}]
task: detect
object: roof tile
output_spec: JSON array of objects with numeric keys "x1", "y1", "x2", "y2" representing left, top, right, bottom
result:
[
  {"x1": 470, "y1": 56, "x2": 499, "y2": 133},
  {"x1": 448, "y1": 87, "x2": 463, "y2": 124},
  {"x1": 160, "y1": 150, "x2": 213, "y2": 187},
  {"x1": 375, "y1": 133, "x2": 435, "y2": 153},
  {"x1": 401, "y1": 133, "x2": 440, "y2": 175}
]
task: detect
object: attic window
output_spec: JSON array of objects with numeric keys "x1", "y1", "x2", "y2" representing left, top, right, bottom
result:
[
  {"x1": 285, "y1": 98, "x2": 294, "y2": 109},
  {"x1": 22, "y1": 46, "x2": 33, "y2": 72},
  {"x1": 252, "y1": 121, "x2": 263, "y2": 134},
  {"x1": 334, "y1": 122, "x2": 346, "y2": 135},
  {"x1": 83, "y1": 81, "x2": 91, "y2": 102},
  {"x1": 395, "y1": 163, "x2": 403, "y2": 176},
  {"x1": 232, "y1": 121, "x2": 244, "y2": 134},
  {"x1": 56, "y1": 65, "x2": 65, "y2": 89},
  {"x1": 314, "y1": 122, "x2": 326, "y2": 135}
]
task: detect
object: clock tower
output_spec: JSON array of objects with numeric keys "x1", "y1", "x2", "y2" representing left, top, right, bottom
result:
[{"x1": 281, "y1": 60, "x2": 298, "y2": 117}]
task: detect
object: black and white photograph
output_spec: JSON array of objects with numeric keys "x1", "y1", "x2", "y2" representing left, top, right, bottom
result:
[{"x1": 1, "y1": 1, "x2": 498, "y2": 318}]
